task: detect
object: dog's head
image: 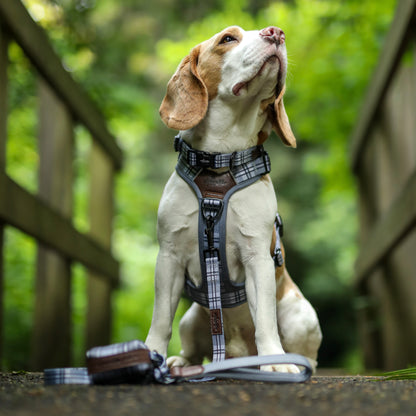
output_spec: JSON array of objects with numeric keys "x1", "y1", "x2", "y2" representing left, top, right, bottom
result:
[{"x1": 159, "y1": 26, "x2": 296, "y2": 148}]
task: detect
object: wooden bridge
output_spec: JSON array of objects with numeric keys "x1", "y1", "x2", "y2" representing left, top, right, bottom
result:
[
  {"x1": 350, "y1": 0, "x2": 416, "y2": 370},
  {"x1": 0, "y1": 0, "x2": 416, "y2": 373},
  {"x1": 0, "y1": 1, "x2": 122, "y2": 370}
]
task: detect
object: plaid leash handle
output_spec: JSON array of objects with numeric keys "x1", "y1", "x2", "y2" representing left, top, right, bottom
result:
[
  {"x1": 44, "y1": 340, "x2": 175, "y2": 386},
  {"x1": 44, "y1": 367, "x2": 91, "y2": 385}
]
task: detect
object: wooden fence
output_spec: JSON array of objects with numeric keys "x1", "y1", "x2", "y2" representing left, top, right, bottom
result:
[
  {"x1": 0, "y1": 1, "x2": 122, "y2": 370},
  {"x1": 350, "y1": 0, "x2": 416, "y2": 370}
]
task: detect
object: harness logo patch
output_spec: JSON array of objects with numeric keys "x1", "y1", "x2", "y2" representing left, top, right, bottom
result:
[{"x1": 210, "y1": 309, "x2": 223, "y2": 335}]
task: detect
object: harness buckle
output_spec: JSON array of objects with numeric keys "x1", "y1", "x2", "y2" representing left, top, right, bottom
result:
[
  {"x1": 274, "y1": 247, "x2": 284, "y2": 267},
  {"x1": 275, "y1": 213, "x2": 284, "y2": 237},
  {"x1": 259, "y1": 145, "x2": 271, "y2": 174},
  {"x1": 173, "y1": 135, "x2": 181, "y2": 152},
  {"x1": 201, "y1": 198, "x2": 223, "y2": 219},
  {"x1": 193, "y1": 150, "x2": 220, "y2": 168},
  {"x1": 201, "y1": 199, "x2": 223, "y2": 251},
  {"x1": 205, "y1": 215, "x2": 215, "y2": 250},
  {"x1": 273, "y1": 213, "x2": 284, "y2": 267}
]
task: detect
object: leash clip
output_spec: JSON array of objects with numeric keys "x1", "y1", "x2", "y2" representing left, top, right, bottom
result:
[
  {"x1": 274, "y1": 248, "x2": 284, "y2": 267},
  {"x1": 201, "y1": 198, "x2": 223, "y2": 252},
  {"x1": 273, "y1": 213, "x2": 285, "y2": 267},
  {"x1": 205, "y1": 215, "x2": 215, "y2": 250}
]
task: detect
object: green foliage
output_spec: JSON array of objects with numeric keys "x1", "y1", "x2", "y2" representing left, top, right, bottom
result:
[
  {"x1": 382, "y1": 367, "x2": 416, "y2": 380},
  {"x1": 6, "y1": 43, "x2": 39, "y2": 193},
  {"x1": 2, "y1": 0, "x2": 397, "y2": 369},
  {"x1": 2, "y1": 228, "x2": 36, "y2": 369}
]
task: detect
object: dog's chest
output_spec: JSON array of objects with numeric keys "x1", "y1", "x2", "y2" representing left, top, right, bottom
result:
[{"x1": 158, "y1": 171, "x2": 277, "y2": 289}]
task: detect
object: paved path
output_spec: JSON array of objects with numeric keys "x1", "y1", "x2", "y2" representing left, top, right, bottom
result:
[{"x1": 1, "y1": 372, "x2": 415, "y2": 416}]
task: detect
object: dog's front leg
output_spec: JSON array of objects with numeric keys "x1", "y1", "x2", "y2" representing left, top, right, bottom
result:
[
  {"x1": 145, "y1": 250, "x2": 184, "y2": 357},
  {"x1": 245, "y1": 255, "x2": 299, "y2": 373},
  {"x1": 245, "y1": 255, "x2": 284, "y2": 356}
]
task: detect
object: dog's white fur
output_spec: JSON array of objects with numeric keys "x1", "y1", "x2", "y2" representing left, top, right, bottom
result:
[{"x1": 145, "y1": 26, "x2": 322, "y2": 372}]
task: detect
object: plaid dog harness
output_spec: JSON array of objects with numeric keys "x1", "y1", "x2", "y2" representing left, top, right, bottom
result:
[{"x1": 174, "y1": 136, "x2": 283, "y2": 361}]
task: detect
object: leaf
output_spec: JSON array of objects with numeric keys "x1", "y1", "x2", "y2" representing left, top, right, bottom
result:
[{"x1": 382, "y1": 368, "x2": 416, "y2": 380}]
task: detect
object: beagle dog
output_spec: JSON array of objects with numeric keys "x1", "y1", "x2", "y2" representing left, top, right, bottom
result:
[{"x1": 145, "y1": 26, "x2": 322, "y2": 372}]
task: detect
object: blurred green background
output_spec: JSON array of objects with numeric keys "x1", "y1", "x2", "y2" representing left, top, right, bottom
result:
[{"x1": 2, "y1": 0, "x2": 397, "y2": 370}]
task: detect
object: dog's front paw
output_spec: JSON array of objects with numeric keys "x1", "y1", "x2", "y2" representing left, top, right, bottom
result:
[
  {"x1": 261, "y1": 364, "x2": 300, "y2": 373},
  {"x1": 167, "y1": 355, "x2": 191, "y2": 368}
]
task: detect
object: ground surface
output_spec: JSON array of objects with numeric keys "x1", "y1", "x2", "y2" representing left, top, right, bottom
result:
[{"x1": 1, "y1": 371, "x2": 415, "y2": 416}]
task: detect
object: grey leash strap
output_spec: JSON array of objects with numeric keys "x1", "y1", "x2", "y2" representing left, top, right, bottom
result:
[{"x1": 170, "y1": 353, "x2": 312, "y2": 383}]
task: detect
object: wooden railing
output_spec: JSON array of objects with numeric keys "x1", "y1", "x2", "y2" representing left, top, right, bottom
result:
[
  {"x1": 350, "y1": 0, "x2": 416, "y2": 370},
  {"x1": 0, "y1": 1, "x2": 123, "y2": 370}
]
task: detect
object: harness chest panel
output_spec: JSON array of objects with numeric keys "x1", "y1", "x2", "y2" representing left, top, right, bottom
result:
[{"x1": 194, "y1": 170, "x2": 236, "y2": 199}]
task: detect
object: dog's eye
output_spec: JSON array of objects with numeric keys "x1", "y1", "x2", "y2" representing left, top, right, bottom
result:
[{"x1": 220, "y1": 35, "x2": 237, "y2": 44}]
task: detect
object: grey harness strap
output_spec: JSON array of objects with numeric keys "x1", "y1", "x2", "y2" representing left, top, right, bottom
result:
[{"x1": 174, "y1": 136, "x2": 274, "y2": 361}]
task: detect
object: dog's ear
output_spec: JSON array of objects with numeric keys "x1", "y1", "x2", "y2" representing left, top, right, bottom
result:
[
  {"x1": 159, "y1": 45, "x2": 208, "y2": 130},
  {"x1": 268, "y1": 85, "x2": 297, "y2": 148}
]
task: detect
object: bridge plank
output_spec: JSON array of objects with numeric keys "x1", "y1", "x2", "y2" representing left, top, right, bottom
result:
[
  {"x1": 354, "y1": 170, "x2": 416, "y2": 286},
  {"x1": 31, "y1": 81, "x2": 74, "y2": 370},
  {"x1": 0, "y1": 171, "x2": 119, "y2": 286},
  {"x1": 0, "y1": 22, "x2": 8, "y2": 368},
  {"x1": 87, "y1": 142, "x2": 116, "y2": 349},
  {"x1": 0, "y1": 1, "x2": 123, "y2": 170},
  {"x1": 349, "y1": 0, "x2": 416, "y2": 172}
]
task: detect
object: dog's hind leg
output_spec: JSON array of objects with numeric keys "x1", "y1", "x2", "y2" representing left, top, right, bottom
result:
[
  {"x1": 168, "y1": 302, "x2": 211, "y2": 368},
  {"x1": 276, "y1": 270, "x2": 322, "y2": 372}
]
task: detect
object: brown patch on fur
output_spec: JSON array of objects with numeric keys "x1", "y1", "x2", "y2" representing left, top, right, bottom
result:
[
  {"x1": 197, "y1": 26, "x2": 243, "y2": 99},
  {"x1": 257, "y1": 130, "x2": 269, "y2": 145},
  {"x1": 276, "y1": 269, "x2": 303, "y2": 301},
  {"x1": 260, "y1": 95, "x2": 276, "y2": 112},
  {"x1": 159, "y1": 45, "x2": 208, "y2": 130},
  {"x1": 267, "y1": 85, "x2": 297, "y2": 148},
  {"x1": 159, "y1": 27, "x2": 243, "y2": 130},
  {"x1": 270, "y1": 226, "x2": 302, "y2": 301},
  {"x1": 260, "y1": 174, "x2": 272, "y2": 185}
]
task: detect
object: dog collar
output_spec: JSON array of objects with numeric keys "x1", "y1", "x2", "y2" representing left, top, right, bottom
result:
[{"x1": 174, "y1": 135, "x2": 269, "y2": 170}]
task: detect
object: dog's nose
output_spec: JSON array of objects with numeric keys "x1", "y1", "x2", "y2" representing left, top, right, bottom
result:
[{"x1": 260, "y1": 26, "x2": 285, "y2": 45}]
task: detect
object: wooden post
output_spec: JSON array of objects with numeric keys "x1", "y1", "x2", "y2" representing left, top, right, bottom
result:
[
  {"x1": 31, "y1": 80, "x2": 74, "y2": 370},
  {"x1": 86, "y1": 141, "x2": 114, "y2": 349},
  {"x1": 0, "y1": 23, "x2": 8, "y2": 369}
]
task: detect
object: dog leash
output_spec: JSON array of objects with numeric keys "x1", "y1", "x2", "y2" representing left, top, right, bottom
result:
[{"x1": 44, "y1": 340, "x2": 312, "y2": 385}]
